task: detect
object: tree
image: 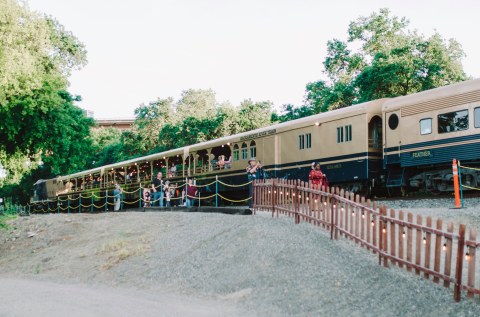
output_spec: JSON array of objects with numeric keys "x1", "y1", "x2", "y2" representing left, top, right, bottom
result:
[
  {"x1": 235, "y1": 99, "x2": 274, "y2": 132},
  {"x1": 128, "y1": 97, "x2": 175, "y2": 153},
  {"x1": 175, "y1": 89, "x2": 217, "y2": 120},
  {"x1": 0, "y1": 0, "x2": 87, "y2": 156},
  {"x1": 305, "y1": 8, "x2": 467, "y2": 112}
]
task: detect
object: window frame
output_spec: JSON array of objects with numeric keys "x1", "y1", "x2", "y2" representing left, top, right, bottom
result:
[
  {"x1": 437, "y1": 109, "x2": 469, "y2": 134},
  {"x1": 241, "y1": 143, "x2": 248, "y2": 160},
  {"x1": 474, "y1": 107, "x2": 480, "y2": 128},
  {"x1": 250, "y1": 140, "x2": 256, "y2": 158},
  {"x1": 233, "y1": 144, "x2": 239, "y2": 161},
  {"x1": 337, "y1": 127, "x2": 344, "y2": 143},
  {"x1": 299, "y1": 134, "x2": 305, "y2": 150},
  {"x1": 419, "y1": 118, "x2": 432, "y2": 135},
  {"x1": 345, "y1": 125, "x2": 352, "y2": 142},
  {"x1": 306, "y1": 133, "x2": 312, "y2": 149}
]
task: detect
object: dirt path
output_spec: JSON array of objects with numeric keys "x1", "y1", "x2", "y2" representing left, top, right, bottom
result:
[{"x1": 0, "y1": 278, "x2": 239, "y2": 317}]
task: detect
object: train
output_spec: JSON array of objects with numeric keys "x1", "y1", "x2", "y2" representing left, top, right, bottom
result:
[{"x1": 32, "y1": 78, "x2": 480, "y2": 207}]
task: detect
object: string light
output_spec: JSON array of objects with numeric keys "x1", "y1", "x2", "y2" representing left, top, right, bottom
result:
[
  {"x1": 361, "y1": 212, "x2": 365, "y2": 219},
  {"x1": 465, "y1": 248, "x2": 470, "y2": 261},
  {"x1": 382, "y1": 227, "x2": 386, "y2": 233},
  {"x1": 443, "y1": 243, "x2": 447, "y2": 251},
  {"x1": 423, "y1": 237, "x2": 426, "y2": 244},
  {"x1": 314, "y1": 199, "x2": 317, "y2": 203},
  {"x1": 351, "y1": 211, "x2": 355, "y2": 216},
  {"x1": 402, "y1": 231, "x2": 406, "y2": 239}
]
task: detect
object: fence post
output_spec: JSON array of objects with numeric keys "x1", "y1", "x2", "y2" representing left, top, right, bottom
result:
[
  {"x1": 78, "y1": 195, "x2": 81, "y2": 213},
  {"x1": 458, "y1": 161, "x2": 464, "y2": 208},
  {"x1": 252, "y1": 180, "x2": 256, "y2": 214},
  {"x1": 91, "y1": 194, "x2": 94, "y2": 213},
  {"x1": 453, "y1": 224, "x2": 466, "y2": 302},
  {"x1": 105, "y1": 190, "x2": 108, "y2": 212},
  {"x1": 330, "y1": 191, "x2": 335, "y2": 240},
  {"x1": 272, "y1": 179, "x2": 276, "y2": 217},
  {"x1": 57, "y1": 199, "x2": 60, "y2": 214},
  {"x1": 67, "y1": 196, "x2": 70, "y2": 214},
  {"x1": 139, "y1": 186, "x2": 142, "y2": 209},
  {"x1": 215, "y1": 175, "x2": 218, "y2": 208},
  {"x1": 294, "y1": 180, "x2": 300, "y2": 224}
]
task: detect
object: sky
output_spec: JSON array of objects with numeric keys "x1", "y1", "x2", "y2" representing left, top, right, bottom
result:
[{"x1": 27, "y1": 0, "x2": 480, "y2": 119}]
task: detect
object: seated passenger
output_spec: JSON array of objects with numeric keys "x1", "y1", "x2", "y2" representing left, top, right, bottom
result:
[
  {"x1": 217, "y1": 155, "x2": 225, "y2": 169},
  {"x1": 224, "y1": 156, "x2": 232, "y2": 169},
  {"x1": 170, "y1": 163, "x2": 177, "y2": 177}
]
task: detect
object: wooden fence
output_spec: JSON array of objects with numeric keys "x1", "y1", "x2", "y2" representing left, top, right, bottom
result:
[{"x1": 253, "y1": 178, "x2": 480, "y2": 302}]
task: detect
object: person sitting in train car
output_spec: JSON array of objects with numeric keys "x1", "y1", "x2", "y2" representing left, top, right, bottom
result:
[
  {"x1": 309, "y1": 162, "x2": 326, "y2": 188},
  {"x1": 217, "y1": 155, "x2": 225, "y2": 169},
  {"x1": 224, "y1": 155, "x2": 232, "y2": 169},
  {"x1": 170, "y1": 163, "x2": 177, "y2": 177}
]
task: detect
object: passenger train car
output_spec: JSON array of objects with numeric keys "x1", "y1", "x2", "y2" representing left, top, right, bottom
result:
[
  {"x1": 383, "y1": 78, "x2": 480, "y2": 192},
  {"x1": 32, "y1": 78, "x2": 480, "y2": 206}
]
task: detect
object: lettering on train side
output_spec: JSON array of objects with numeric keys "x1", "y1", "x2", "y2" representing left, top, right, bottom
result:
[
  {"x1": 240, "y1": 129, "x2": 276, "y2": 141},
  {"x1": 326, "y1": 163, "x2": 342, "y2": 170},
  {"x1": 411, "y1": 150, "x2": 432, "y2": 159}
]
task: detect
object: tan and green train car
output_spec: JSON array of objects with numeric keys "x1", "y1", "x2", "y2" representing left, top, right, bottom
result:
[
  {"x1": 33, "y1": 97, "x2": 386, "y2": 204},
  {"x1": 383, "y1": 78, "x2": 480, "y2": 192}
]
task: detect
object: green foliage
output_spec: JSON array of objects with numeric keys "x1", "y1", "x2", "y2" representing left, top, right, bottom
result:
[
  {"x1": 273, "y1": 104, "x2": 316, "y2": 123},
  {"x1": 305, "y1": 8, "x2": 467, "y2": 112}
]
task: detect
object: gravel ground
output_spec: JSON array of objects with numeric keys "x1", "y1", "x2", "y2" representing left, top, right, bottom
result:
[
  {"x1": 1, "y1": 211, "x2": 479, "y2": 316},
  {"x1": 377, "y1": 197, "x2": 480, "y2": 229}
]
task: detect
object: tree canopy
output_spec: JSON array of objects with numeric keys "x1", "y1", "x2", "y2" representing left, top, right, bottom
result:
[{"x1": 303, "y1": 8, "x2": 467, "y2": 114}]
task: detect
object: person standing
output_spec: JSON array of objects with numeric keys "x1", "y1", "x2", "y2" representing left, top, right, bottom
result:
[
  {"x1": 113, "y1": 184, "x2": 123, "y2": 211},
  {"x1": 256, "y1": 161, "x2": 265, "y2": 180},
  {"x1": 246, "y1": 159, "x2": 260, "y2": 209},
  {"x1": 309, "y1": 162, "x2": 326, "y2": 189},
  {"x1": 152, "y1": 172, "x2": 164, "y2": 207},
  {"x1": 186, "y1": 179, "x2": 197, "y2": 208},
  {"x1": 164, "y1": 180, "x2": 171, "y2": 207}
]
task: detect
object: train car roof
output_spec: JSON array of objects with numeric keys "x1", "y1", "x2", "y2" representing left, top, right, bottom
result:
[
  {"x1": 56, "y1": 98, "x2": 386, "y2": 180},
  {"x1": 382, "y1": 78, "x2": 480, "y2": 113}
]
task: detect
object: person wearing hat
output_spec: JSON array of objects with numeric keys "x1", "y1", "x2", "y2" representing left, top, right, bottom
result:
[{"x1": 246, "y1": 158, "x2": 261, "y2": 209}]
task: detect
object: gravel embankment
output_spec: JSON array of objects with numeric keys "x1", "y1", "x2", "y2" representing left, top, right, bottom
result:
[
  {"x1": 377, "y1": 197, "x2": 480, "y2": 229},
  {"x1": 1, "y1": 211, "x2": 479, "y2": 316}
]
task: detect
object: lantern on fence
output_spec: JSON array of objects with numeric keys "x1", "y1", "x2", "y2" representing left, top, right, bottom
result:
[{"x1": 465, "y1": 248, "x2": 470, "y2": 261}]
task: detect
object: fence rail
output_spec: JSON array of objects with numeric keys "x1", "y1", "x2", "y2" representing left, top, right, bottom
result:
[{"x1": 253, "y1": 178, "x2": 480, "y2": 302}]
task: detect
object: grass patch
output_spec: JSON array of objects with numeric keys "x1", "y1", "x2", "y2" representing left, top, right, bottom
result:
[
  {"x1": 96, "y1": 236, "x2": 151, "y2": 270},
  {"x1": 0, "y1": 214, "x2": 17, "y2": 231}
]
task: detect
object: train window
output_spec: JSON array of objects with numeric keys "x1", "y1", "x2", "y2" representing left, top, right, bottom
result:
[
  {"x1": 475, "y1": 107, "x2": 480, "y2": 128},
  {"x1": 420, "y1": 118, "x2": 432, "y2": 135},
  {"x1": 388, "y1": 114, "x2": 399, "y2": 130},
  {"x1": 345, "y1": 125, "x2": 352, "y2": 142},
  {"x1": 241, "y1": 143, "x2": 248, "y2": 160},
  {"x1": 306, "y1": 133, "x2": 312, "y2": 148},
  {"x1": 299, "y1": 135, "x2": 305, "y2": 150},
  {"x1": 233, "y1": 144, "x2": 239, "y2": 161},
  {"x1": 250, "y1": 140, "x2": 256, "y2": 158},
  {"x1": 337, "y1": 127, "x2": 344, "y2": 143},
  {"x1": 438, "y1": 110, "x2": 469, "y2": 134}
]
